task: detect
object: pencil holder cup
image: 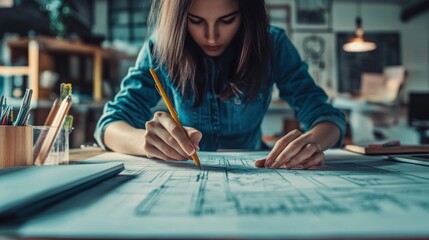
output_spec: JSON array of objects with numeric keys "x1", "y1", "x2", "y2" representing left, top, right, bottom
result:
[
  {"x1": 0, "y1": 126, "x2": 34, "y2": 168},
  {"x1": 33, "y1": 126, "x2": 71, "y2": 165}
]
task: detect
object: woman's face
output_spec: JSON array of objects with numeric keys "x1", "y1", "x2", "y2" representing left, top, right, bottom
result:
[{"x1": 187, "y1": 0, "x2": 241, "y2": 57}]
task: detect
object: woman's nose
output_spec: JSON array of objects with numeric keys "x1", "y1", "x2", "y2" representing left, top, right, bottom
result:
[{"x1": 205, "y1": 23, "x2": 219, "y2": 44}]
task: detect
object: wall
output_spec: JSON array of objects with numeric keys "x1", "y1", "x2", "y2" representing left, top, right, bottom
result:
[
  {"x1": 333, "y1": 1, "x2": 429, "y2": 98},
  {"x1": 92, "y1": 0, "x2": 429, "y2": 98},
  {"x1": 266, "y1": 0, "x2": 429, "y2": 99},
  {"x1": 401, "y1": 9, "x2": 429, "y2": 92},
  {"x1": 94, "y1": 1, "x2": 429, "y2": 96}
]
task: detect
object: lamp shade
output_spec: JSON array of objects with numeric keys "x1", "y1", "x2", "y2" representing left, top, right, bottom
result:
[
  {"x1": 343, "y1": 36, "x2": 377, "y2": 52},
  {"x1": 343, "y1": 16, "x2": 377, "y2": 52}
]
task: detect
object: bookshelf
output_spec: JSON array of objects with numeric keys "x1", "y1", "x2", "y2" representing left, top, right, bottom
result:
[
  {"x1": 1, "y1": 36, "x2": 103, "y2": 101},
  {"x1": 0, "y1": 36, "x2": 137, "y2": 147}
]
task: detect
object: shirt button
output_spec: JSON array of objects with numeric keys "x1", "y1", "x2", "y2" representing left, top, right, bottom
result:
[{"x1": 234, "y1": 98, "x2": 241, "y2": 105}]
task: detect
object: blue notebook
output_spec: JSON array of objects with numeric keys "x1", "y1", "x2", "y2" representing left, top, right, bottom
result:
[{"x1": 0, "y1": 162, "x2": 124, "y2": 221}]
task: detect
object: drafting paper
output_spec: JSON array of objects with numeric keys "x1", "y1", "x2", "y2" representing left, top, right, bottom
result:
[{"x1": 13, "y1": 151, "x2": 429, "y2": 239}]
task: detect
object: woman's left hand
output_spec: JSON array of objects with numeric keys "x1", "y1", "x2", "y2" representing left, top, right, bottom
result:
[{"x1": 255, "y1": 129, "x2": 325, "y2": 169}]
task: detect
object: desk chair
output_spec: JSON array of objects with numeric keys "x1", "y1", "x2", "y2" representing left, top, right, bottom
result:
[{"x1": 333, "y1": 66, "x2": 406, "y2": 144}]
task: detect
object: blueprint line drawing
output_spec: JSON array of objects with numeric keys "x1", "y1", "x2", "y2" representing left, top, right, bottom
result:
[
  {"x1": 106, "y1": 152, "x2": 429, "y2": 217},
  {"x1": 13, "y1": 151, "x2": 429, "y2": 239}
]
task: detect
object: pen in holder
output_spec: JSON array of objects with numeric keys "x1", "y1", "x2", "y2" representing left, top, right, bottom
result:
[
  {"x1": 0, "y1": 126, "x2": 33, "y2": 168},
  {"x1": 33, "y1": 95, "x2": 72, "y2": 166},
  {"x1": 33, "y1": 126, "x2": 72, "y2": 165}
]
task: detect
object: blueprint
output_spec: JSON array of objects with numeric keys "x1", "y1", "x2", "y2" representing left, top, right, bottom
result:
[{"x1": 13, "y1": 150, "x2": 429, "y2": 238}]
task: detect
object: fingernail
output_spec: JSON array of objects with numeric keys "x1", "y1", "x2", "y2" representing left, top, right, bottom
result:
[
  {"x1": 255, "y1": 159, "x2": 266, "y2": 168},
  {"x1": 279, "y1": 164, "x2": 288, "y2": 169},
  {"x1": 186, "y1": 144, "x2": 195, "y2": 155}
]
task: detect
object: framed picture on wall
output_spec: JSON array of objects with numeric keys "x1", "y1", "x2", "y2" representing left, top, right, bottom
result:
[
  {"x1": 267, "y1": 4, "x2": 292, "y2": 35},
  {"x1": 293, "y1": 0, "x2": 332, "y2": 31},
  {"x1": 292, "y1": 32, "x2": 336, "y2": 96}
]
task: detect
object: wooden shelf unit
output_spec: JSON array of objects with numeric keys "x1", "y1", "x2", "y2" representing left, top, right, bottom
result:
[{"x1": 0, "y1": 36, "x2": 103, "y2": 102}]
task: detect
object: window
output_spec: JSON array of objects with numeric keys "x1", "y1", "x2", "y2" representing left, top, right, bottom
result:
[{"x1": 108, "y1": 0, "x2": 151, "y2": 45}]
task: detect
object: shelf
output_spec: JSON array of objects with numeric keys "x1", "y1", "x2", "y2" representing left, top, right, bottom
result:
[
  {"x1": 8, "y1": 36, "x2": 102, "y2": 55},
  {"x1": 3, "y1": 37, "x2": 103, "y2": 102},
  {"x1": 0, "y1": 66, "x2": 29, "y2": 75}
]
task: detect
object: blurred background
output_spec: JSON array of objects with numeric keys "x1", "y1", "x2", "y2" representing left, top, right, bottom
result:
[{"x1": 0, "y1": 0, "x2": 428, "y2": 148}]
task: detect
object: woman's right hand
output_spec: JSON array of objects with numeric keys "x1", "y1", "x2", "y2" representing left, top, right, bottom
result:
[{"x1": 142, "y1": 111, "x2": 202, "y2": 161}]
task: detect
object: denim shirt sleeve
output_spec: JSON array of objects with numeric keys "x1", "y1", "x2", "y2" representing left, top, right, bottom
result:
[
  {"x1": 94, "y1": 39, "x2": 161, "y2": 150},
  {"x1": 270, "y1": 28, "x2": 346, "y2": 147}
]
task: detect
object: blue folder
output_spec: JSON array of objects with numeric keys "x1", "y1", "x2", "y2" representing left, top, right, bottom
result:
[{"x1": 0, "y1": 162, "x2": 124, "y2": 221}]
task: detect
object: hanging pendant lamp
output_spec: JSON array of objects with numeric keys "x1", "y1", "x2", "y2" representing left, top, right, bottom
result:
[{"x1": 343, "y1": 1, "x2": 376, "y2": 52}]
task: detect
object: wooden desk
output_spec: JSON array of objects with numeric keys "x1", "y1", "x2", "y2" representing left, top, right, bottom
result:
[
  {"x1": 2, "y1": 150, "x2": 429, "y2": 239},
  {"x1": 69, "y1": 147, "x2": 104, "y2": 161}
]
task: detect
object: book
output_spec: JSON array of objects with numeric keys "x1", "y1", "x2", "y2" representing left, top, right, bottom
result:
[
  {"x1": 345, "y1": 144, "x2": 429, "y2": 155},
  {"x1": 0, "y1": 162, "x2": 124, "y2": 221}
]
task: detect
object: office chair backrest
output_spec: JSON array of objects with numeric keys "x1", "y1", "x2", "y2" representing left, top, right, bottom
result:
[
  {"x1": 383, "y1": 66, "x2": 406, "y2": 102},
  {"x1": 360, "y1": 66, "x2": 405, "y2": 104},
  {"x1": 360, "y1": 73, "x2": 385, "y2": 97}
]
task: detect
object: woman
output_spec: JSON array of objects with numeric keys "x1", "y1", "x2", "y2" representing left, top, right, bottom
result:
[{"x1": 94, "y1": 0, "x2": 345, "y2": 169}]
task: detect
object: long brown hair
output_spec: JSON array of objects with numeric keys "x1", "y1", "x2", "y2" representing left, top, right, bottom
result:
[{"x1": 150, "y1": 0, "x2": 269, "y2": 106}]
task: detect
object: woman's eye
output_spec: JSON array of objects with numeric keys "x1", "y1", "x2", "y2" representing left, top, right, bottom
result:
[
  {"x1": 188, "y1": 18, "x2": 203, "y2": 25},
  {"x1": 221, "y1": 17, "x2": 236, "y2": 24}
]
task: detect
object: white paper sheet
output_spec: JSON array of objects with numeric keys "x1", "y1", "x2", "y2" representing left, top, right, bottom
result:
[{"x1": 15, "y1": 151, "x2": 429, "y2": 238}]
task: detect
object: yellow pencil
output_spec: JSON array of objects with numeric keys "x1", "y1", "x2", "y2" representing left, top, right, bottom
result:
[{"x1": 149, "y1": 68, "x2": 201, "y2": 168}]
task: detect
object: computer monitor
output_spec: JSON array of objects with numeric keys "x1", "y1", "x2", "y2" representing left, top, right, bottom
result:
[{"x1": 408, "y1": 92, "x2": 429, "y2": 128}]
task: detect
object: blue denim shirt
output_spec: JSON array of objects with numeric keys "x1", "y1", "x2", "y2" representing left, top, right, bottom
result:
[{"x1": 94, "y1": 26, "x2": 345, "y2": 151}]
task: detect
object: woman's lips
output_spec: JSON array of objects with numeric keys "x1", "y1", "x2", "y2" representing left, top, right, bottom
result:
[{"x1": 204, "y1": 45, "x2": 222, "y2": 52}]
